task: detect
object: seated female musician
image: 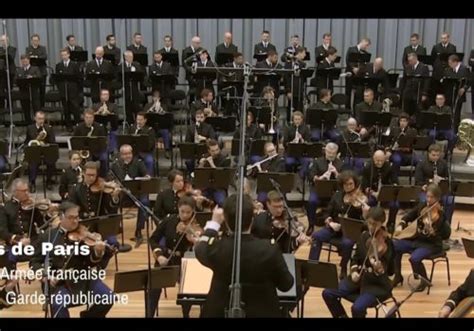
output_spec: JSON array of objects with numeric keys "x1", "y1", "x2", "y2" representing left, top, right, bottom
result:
[
  {"x1": 148, "y1": 195, "x2": 201, "y2": 317},
  {"x1": 144, "y1": 90, "x2": 173, "y2": 159},
  {"x1": 439, "y1": 268, "x2": 474, "y2": 317},
  {"x1": 251, "y1": 190, "x2": 307, "y2": 253},
  {"x1": 308, "y1": 170, "x2": 370, "y2": 278},
  {"x1": 154, "y1": 170, "x2": 184, "y2": 220},
  {"x1": 322, "y1": 207, "x2": 394, "y2": 318},
  {"x1": 392, "y1": 184, "x2": 451, "y2": 290}
]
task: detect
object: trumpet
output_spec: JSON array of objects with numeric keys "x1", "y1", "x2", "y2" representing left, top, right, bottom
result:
[
  {"x1": 28, "y1": 127, "x2": 47, "y2": 146},
  {"x1": 96, "y1": 102, "x2": 111, "y2": 115},
  {"x1": 79, "y1": 150, "x2": 90, "y2": 160},
  {"x1": 246, "y1": 154, "x2": 278, "y2": 175}
]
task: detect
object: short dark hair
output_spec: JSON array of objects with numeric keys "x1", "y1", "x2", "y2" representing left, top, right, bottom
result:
[
  {"x1": 30, "y1": 34, "x2": 40, "y2": 40},
  {"x1": 60, "y1": 48, "x2": 70, "y2": 55},
  {"x1": 178, "y1": 195, "x2": 196, "y2": 210},
  {"x1": 322, "y1": 32, "x2": 332, "y2": 39},
  {"x1": 410, "y1": 33, "x2": 420, "y2": 39},
  {"x1": 164, "y1": 35, "x2": 173, "y2": 41},
  {"x1": 262, "y1": 30, "x2": 270, "y2": 35},
  {"x1": 326, "y1": 46, "x2": 337, "y2": 56},
  {"x1": 338, "y1": 170, "x2": 360, "y2": 189},
  {"x1": 233, "y1": 52, "x2": 243, "y2": 59},
  {"x1": 364, "y1": 88, "x2": 375, "y2": 96},
  {"x1": 153, "y1": 50, "x2": 163, "y2": 56},
  {"x1": 84, "y1": 161, "x2": 99, "y2": 172},
  {"x1": 168, "y1": 169, "x2": 183, "y2": 183},
  {"x1": 367, "y1": 206, "x2": 386, "y2": 223},
  {"x1": 195, "y1": 109, "x2": 204, "y2": 116},
  {"x1": 448, "y1": 54, "x2": 460, "y2": 62},
  {"x1": 106, "y1": 34, "x2": 115, "y2": 41},
  {"x1": 133, "y1": 32, "x2": 142, "y2": 37},
  {"x1": 267, "y1": 190, "x2": 283, "y2": 204},
  {"x1": 223, "y1": 194, "x2": 254, "y2": 232},
  {"x1": 83, "y1": 108, "x2": 95, "y2": 116},
  {"x1": 20, "y1": 54, "x2": 30, "y2": 60},
  {"x1": 136, "y1": 111, "x2": 147, "y2": 120},
  {"x1": 291, "y1": 34, "x2": 299, "y2": 39},
  {"x1": 399, "y1": 112, "x2": 410, "y2": 121},
  {"x1": 407, "y1": 52, "x2": 418, "y2": 60},
  {"x1": 319, "y1": 88, "x2": 331, "y2": 100},
  {"x1": 69, "y1": 150, "x2": 81, "y2": 159},
  {"x1": 207, "y1": 139, "x2": 219, "y2": 150},
  {"x1": 428, "y1": 144, "x2": 442, "y2": 153},
  {"x1": 295, "y1": 47, "x2": 306, "y2": 55},
  {"x1": 59, "y1": 201, "x2": 79, "y2": 215},
  {"x1": 66, "y1": 34, "x2": 75, "y2": 42},
  {"x1": 267, "y1": 50, "x2": 277, "y2": 57},
  {"x1": 200, "y1": 88, "x2": 213, "y2": 99}
]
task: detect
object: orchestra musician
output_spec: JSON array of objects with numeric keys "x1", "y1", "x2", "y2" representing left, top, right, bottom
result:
[
  {"x1": 154, "y1": 169, "x2": 184, "y2": 220},
  {"x1": 109, "y1": 144, "x2": 149, "y2": 247},
  {"x1": 148, "y1": 50, "x2": 174, "y2": 99},
  {"x1": 344, "y1": 37, "x2": 371, "y2": 109},
  {"x1": 122, "y1": 50, "x2": 146, "y2": 123},
  {"x1": 215, "y1": 32, "x2": 238, "y2": 65},
  {"x1": 196, "y1": 50, "x2": 216, "y2": 98},
  {"x1": 103, "y1": 34, "x2": 121, "y2": 66},
  {"x1": 25, "y1": 34, "x2": 47, "y2": 107},
  {"x1": 414, "y1": 144, "x2": 454, "y2": 224},
  {"x1": 184, "y1": 110, "x2": 217, "y2": 175},
  {"x1": 311, "y1": 46, "x2": 338, "y2": 93},
  {"x1": 59, "y1": 151, "x2": 83, "y2": 201},
  {"x1": 314, "y1": 33, "x2": 333, "y2": 64},
  {"x1": 65, "y1": 34, "x2": 84, "y2": 52},
  {"x1": 400, "y1": 52, "x2": 430, "y2": 117},
  {"x1": 195, "y1": 194, "x2": 294, "y2": 317},
  {"x1": 30, "y1": 202, "x2": 115, "y2": 318},
  {"x1": 309, "y1": 89, "x2": 341, "y2": 143},
  {"x1": 0, "y1": 34, "x2": 17, "y2": 109},
  {"x1": 354, "y1": 57, "x2": 390, "y2": 104},
  {"x1": 439, "y1": 268, "x2": 474, "y2": 317},
  {"x1": 402, "y1": 33, "x2": 427, "y2": 68},
  {"x1": 182, "y1": 36, "x2": 202, "y2": 102},
  {"x1": 85, "y1": 46, "x2": 115, "y2": 103},
  {"x1": 126, "y1": 32, "x2": 147, "y2": 55},
  {"x1": 91, "y1": 89, "x2": 119, "y2": 153},
  {"x1": 251, "y1": 190, "x2": 307, "y2": 254},
  {"x1": 254, "y1": 86, "x2": 280, "y2": 145},
  {"x1": 392, "y1": 184, "x2": 451, "y2": 291},
  {"x1": 355, "y1": 89, "x2": 383, "y2": 141},
  {"x1": 385, "y1": 112, "x2": 419, "y2": 177},
  {"x1": 254, "y1": 142, "x2": 286, "y2": 204},
  {"x1": 283, "y1": 111, "x2": 312, "y2": 181},
  {"x1": 322, "y1": 207, "x2": 394, "y2": 318},
  {"x1": 17, "y1": 54, "x2": 41, "y2": 123},
  {"x1": 144, "y1": 90, "x2": 172, "y2": 159},
  {"x1": 158, "y1": 35, "x2": 179, "y2": 77},
  {"x1": 128, "y1": 111, "x2": 156, "y2": 176},
  {"x1": 444, "y1": 54, "x2": 471, "y2": 134},
  {"x1": 148, "y1": 195, "x2": 200, "y2": 317},
  {"x1": 281, "y1": 35, "x2": 303, "y2": 63},
  {"x1": 233, "y1": 111, "x2": 263, "y2": 164},
  {"x1": 0, "y1": 178, "x2": 44, "y2": 270},
  {"x1": 253, "y1": 30, "x2": 277, "y2": 59},
  {"x1": 254, "y1": 50, "x2": 282, "y2": 96},
  {"x1": 53, "y1": 48, "x2": 82, "y2": 131},
  {"x1": 221, "y1": 52, "x2": 244, "y2": 116},
  {"x1": 341, "y1": 117, "x2": 367, "y2": 174},
  {"x1": 306, "y1": 142, "x2": 342, "y2": 233},
  {"x1": 426, "y1": 94, "x2": 455, "y2": 152},
  {"x1": 309, "y1": 170, "x2": 369, "y2": 279},
  {"x1": 431, "y1": 32, "x2": 457, "y2": 95},
  {"x1": 73, "y1": 109, "x2": 108, "y2": 178},
  {"x1": 284, "y1": 46, "x2": 307, "y2": 117},
  {"x1": 197, "y1": 139, "x2": 231, "y2": 207},
  {"x1": 361, "y1": 149, "x2": 399, "y2": 232},
  {"x1": 24, "y1": 111, "x2": 56, "y2": 192},
  {"x1": 190, "y1": 88, "x2": 218, "y2": 118}
]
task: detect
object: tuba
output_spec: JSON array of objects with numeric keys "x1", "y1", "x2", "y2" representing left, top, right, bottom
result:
[
  {"x1": 28, "y1": 127, "x2": 47, "y2": 146},
  {"x1": 457, "y1": 119, "x2": 474, "y2": 166}
]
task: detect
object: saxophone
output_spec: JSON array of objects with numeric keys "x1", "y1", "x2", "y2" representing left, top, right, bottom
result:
[
  {"x1": 96, "y1": 102, "x2": 110, "y2": 115},
  {"x1": 147, "y1": 99, "x2": 165, "y2": 114},
  {"x1": 28, "y1": 127, "x2": 47, "y2": 146}
]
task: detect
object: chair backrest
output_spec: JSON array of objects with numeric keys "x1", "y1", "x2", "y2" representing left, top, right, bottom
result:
[{"x1": 331, "y1": 93, "x2": 347, "y2": 107}]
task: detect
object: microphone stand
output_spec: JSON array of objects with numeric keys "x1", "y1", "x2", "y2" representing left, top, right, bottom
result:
[
  {"x1": 2, "y1": 20, "x2": 14, "y2": 159},
  {"x1": 109, "y1": 168, "x2": 160, "y2": 317},
  {"x1": 227, "y1": 62, "x2": 251, "y2": 318}
]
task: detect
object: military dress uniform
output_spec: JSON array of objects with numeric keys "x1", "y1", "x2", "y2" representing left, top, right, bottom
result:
[{"x1": 127, "y1": 124, "x2": 156, "y2": 176}]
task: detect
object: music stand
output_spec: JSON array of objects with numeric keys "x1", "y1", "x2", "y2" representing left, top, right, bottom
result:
[
  {"x1": 388, "y1": 73, "x2": 399, "y2": 90},
  {"x1": 215, "y1": 53, "x2": 234, "y2": 66},
  {"x1": 114, "y1": 266, "x2": 180, "y2": 317},
  {"x1": 339, "y1": 217, "x2": 365, "y2": 242},
  {"x1": 312, "y1": 179, "x2": 338, "y2": 199},
  {"x1": 29, "y1": 58, "x2": 46, "y2": 68},
  {"x1": 16, "y1": 77, "x2": 41, "y2": 120},
  {"x1": 70, "y1": 50, "x2": 88, "y2": 62},
  {"x1": 204, "y1": 116, "x2": 236, "y2": 133},
  {"x1": 339, "y1": 142, "x2": 371, "y2": 159},
  {"x1": 24, "y1": 144, "x2": 59, "y2": 198},
  {"x1": 51, "y1": 72, "x2": 81, "y2": 112},
  {"x1": 248, "y1": 106, "x2": 271, "y2": 127},
  {"x1": 85, "y1": 72, "x2": 115, "y2": 101},
  {"x1": 316, "y1": 67, "x2": 342, "y2": 89},
  {"x1": 117, "y1": 134, "x2": 153, "y2": 154},
  {"x1": 297, "y1": 260, "x2": 338, "y2": 317},
  {"x1": 70, "y1": 136, "x2": 107, "y2": 158},
  {"x1": 148, "y1": 73, "x2": 175, "y2": 98},
  {"x1": 94, "y1": 113, "x2": 119, "y2": 131},
  {"x1": 352, "y1": 76, "x2": 382, "y2": 92},
  {"x1": 256, "y1": 172, "x2": 295, "y2": 194},
  {"x1": 231, "y1": 139, "x2": 265, "y2": 157},
  {"x1": 253, "y1": 52, "x2": 268, "y2": 62},
  {"x1": 439, "y1": 52, "x2": 465, "y2": 63},
  {"x1": 418, "y1": 55, "x2": 434, "y2": 66},
  {"x1": 192, "y1": 68, "x2": 217, "y2": 92},
  {"x1": 162, "y1": 53, "x2": 179, "y2": 69},
  {"x1": 178, "y1": 143, "x2": 208, "y2": 164},
  {"x1": 316, "y1": 55, "x2": 341, "y2": 64},
  {"x1": 397, "y1": 185, "x2": 422, "y2": 204},
  {"x1": 377, "y1": 185, "x2": 399, "y2": 203},
  {"x1": 417, "y1": 111, "x2": 452, "y2": 138},
  {"x1": 441, "y1": 77, "x2": 464, "y2": 108},
  {"x1": 446, "y1": 181, "x2": 474, "y2": 234},
  {"x1": 348, "y1": 53, "x2": 371, "y2": 65},
  {"x1": 194, "y1": 168, "x2": 235, "y2": 190},
  {"x1": 80, "y1": 213, "x2": 122, "y2": 239},
  {"x1": 306, "y1": 107, "x2": 338, "y2": 135},
  {"x1": 132, "y1": 53, "x2": 148, "y2": 67},
  {"x1": 286, "y1": 142, "x2": 324, "y2": 159},
  {"x1": 461, "y1": 237, "x2": 474, "y2": 258}
]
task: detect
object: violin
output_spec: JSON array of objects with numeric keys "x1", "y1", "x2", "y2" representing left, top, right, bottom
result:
[
  {"x1": 420, "y1": 201, "x2": 441, "y2": 236},
  {"x1": 175, "y1": 214, "x2": 203, "y2": 244},
  {"x1": 356, "y1": 226, "x2": 388, "y2": 280},
  {"x1": 67, "y1": 224, "x2": 116, "y2": 252},
  {"x1": 343, "y1": 187, "x2": 369, "y2": 208},
  {"x1": 176, "y1": 181, "x2": 193, "y2": 198},
  {"x1": 90, "y1": 178, "x2": 120, "y2": 194}
]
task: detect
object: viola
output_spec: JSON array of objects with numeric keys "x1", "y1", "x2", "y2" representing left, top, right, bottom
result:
[
  {"x1": 420, "y1": 201, "x2": 441, "y2": 236},
  {"x1": 67, "y1": 224, "x2": 116, "y2": 252}
]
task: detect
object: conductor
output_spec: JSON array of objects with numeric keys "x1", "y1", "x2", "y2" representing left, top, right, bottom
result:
[{"x1": 195, "y1": 194, "x2": 294, "y2": 317}]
